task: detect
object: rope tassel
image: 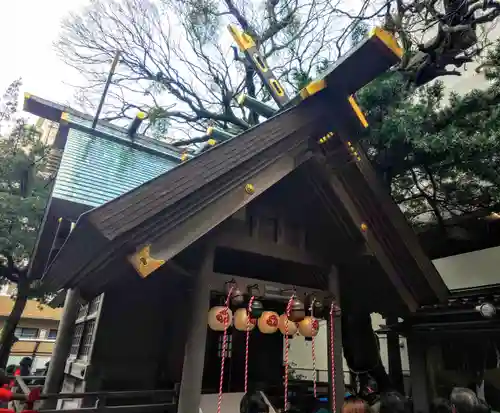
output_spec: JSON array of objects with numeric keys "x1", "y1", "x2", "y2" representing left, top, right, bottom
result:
[
  {"x1": 244, "y1": 296, "x2": 255, "y2": 394},
  {"x1": 310, "y1": 299, "x2": 317, "y2": 398},
  {"x1": 217, "y1": 286, "x2": 234, "y2": 413},
  {"x1": 329, "y1": 301, "x2": 339, "y2": 413},
  {"x1": 284, "y1": 295, "x2": 295, "y2": 412}
]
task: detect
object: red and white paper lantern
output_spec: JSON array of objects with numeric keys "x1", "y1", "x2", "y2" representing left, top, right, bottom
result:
[
  {"x1": 258, "y1": 311, "x2": 279, "y2": 334},
  {"x1": 298, "y1": 316, "x2": 319, "y2": 338},
  {"x1": 278, "y1": 314, "x2": 298, "y2": 336},
  {"x1": 234, "y1": 308, "x2": 257, "y2": 332},
  {"x1": 208, "y1": 306, "x2": 233, "y2": 331}
]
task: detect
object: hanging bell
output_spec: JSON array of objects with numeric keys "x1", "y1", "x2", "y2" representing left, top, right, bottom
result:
[
  {"x1": 231, "y1": 287, "x2": 246, "y2": 307},
  {"x1": 305, "y1": 294, "x2": 324, "y2": 318},
  {"x1": 249, "y1": 299, "x2": 264, "y2": 319},
  {"x1": 288, "y1": 298, "x2": 306, "y2": 322}
]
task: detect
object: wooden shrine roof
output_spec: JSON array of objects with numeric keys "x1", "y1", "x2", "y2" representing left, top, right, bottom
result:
[{"x1": 39, "y1": 29, "x2": 449, "y2": 312}]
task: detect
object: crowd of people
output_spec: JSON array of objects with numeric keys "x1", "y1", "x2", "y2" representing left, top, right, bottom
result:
[
  {"x1": 240, "y1": 386, "x2": 493, "y2": 413},
  {"x1": 341, "y1": 388, "x2": 491, "y2": 413}
]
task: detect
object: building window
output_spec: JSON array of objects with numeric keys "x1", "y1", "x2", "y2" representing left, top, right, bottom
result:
[
  {"x1": 88, "y1": 295, "x2": 102, "y2": 316},
  {"x1": 14, "y1": 328, "x2": 39, "y2": 339},
  {"x1": 70, "y1": 324, "x2": 84, "y2": 356},
  {"x1": 78, "y1": 320, "x2": 96, "y2": 359},
  {"x1": 217, "y1": 333, "x2": 232, "y2": 358},
  {"x1": 48, "y1": 329, "x2": 58, "y2": 340},
  {"x1": 70, "y1": 294, "x2": 103, "y2": 360}
]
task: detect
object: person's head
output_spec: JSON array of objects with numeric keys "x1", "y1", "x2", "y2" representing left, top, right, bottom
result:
[
  {"x1": 19, "y1": 357, "x2": 32, "y2": 367},
  {"x1": 343, "y1": 399, "x2": 372, "y2": 413},
  {"x1": 450, "y1": 388, "x2": 480, "y2": 413},
  {"x1": 431, "y1": 398, "x2": 453, "y2": 413},
  {"x1": 379, "y1": 392, "x2": 410, "y2": 413},
  {"x1": 240, "y1": 391, "x2": 269, "y2": 413},
  {"x1": 5, "y1": 365, "x2": 16, "y2": 375}
]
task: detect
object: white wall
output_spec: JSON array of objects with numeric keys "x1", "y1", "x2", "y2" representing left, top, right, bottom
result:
[
  {"x1": 288, "y1": 315, "x2": 410, "y2": 387},
  {"x1": 432, "y1": 245, "x2": 500, "y2": 290}
]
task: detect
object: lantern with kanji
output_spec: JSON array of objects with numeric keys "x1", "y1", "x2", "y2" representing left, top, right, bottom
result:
[
  {"x1": 258, "y1": 311, "x2": 279, "y2": 334},
  {"x1": 234, "y1": 308, "x2": 257, "y2": 332},
  {"x1": 208, "y1": 306, "x2": 233, "y2": 331},
  {"x1": 278, "y1": 314, "x2": 298, "y2": 336},
  {"x1": 298, "y1": 316, "x2": 319, "y2": 338}
]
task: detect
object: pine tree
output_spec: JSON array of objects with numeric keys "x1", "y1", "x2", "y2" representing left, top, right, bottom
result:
[{"x1": 0, "y1": 79, "x2": 52, "y2": 367}]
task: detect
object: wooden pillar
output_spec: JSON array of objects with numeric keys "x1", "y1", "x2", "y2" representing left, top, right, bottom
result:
[
  {"x1": 386, "y1": 316, "x2": 405, "y2": 394},
  {"x1": 407, "y1": 333, "x2": 430, "y2": 413},
  {"x1": 41, "y1": 288, "x2": 81, "y2": 409},
  {"x1": 327, "y1": 266, "x2": 345, "y2": 413},
  {"x1": 177, "y1": 247, "x2": 213, "y2": 413}
]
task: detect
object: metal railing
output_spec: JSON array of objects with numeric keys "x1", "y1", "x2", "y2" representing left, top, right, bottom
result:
[{"x1": 11, "y1": 376, "x2": 178, "y2": 413}]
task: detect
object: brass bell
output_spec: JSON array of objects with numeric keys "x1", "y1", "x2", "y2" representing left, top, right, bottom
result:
[
  {"x1": 231, "y1": 287, "x2": 246, "y2": 307},
  {"x1": 313, "y1": 301, "x2": 324, "y2": 318},
  {"x1": 249, "y1": 299, "x2": 264, "y2": 319},
  {"x1": 305, "y1": 295, "x2": 324, "y2": 319},
  {"x1": 288, "y1": 298, "x2": 306, "y2": 322}
]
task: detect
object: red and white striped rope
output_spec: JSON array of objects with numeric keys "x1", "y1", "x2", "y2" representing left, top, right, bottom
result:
[
  {"x1": 330, "y1": 301, "x2": 338, "y2": 413},
  {"x1": 244, "y1": 296, "x2": 255, "y2": 394},
  {"x1": 217, "y1": 287, "x2": 234, "y2": 413},
  {"x1": 310, "y1": 299, "x2": 317, "y2": 398},
  {"x1": 284, "y1": 295, "x2": 295, "y2": 412}
]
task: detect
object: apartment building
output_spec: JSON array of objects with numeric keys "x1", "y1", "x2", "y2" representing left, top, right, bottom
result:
[{"x1": 0, "y1": 283, "x2": 62, "y2": 371}]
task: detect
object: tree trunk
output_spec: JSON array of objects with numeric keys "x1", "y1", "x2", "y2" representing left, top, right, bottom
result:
[{"x1": 0, "y1": 281, "x2": 29, "y2": 369}]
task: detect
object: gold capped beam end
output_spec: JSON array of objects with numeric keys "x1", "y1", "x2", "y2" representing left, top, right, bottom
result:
[
  {"x1": 207, "y1": 138, "x2": 217, "y2": 146},
  {"x1": 206, "y1": 126, "x2": 213, "y2": 136},
  {"x1": 60, "y1": 112, "x2": 70, "y2": 121},
  {"x1": 24, "y1": 92, "x2": 31, "y2": 100},
  {"x1": 128, "y1": 244, "x2": 165, "y2": 278},
  {"x1": 369, "y1": 27, "x2": 403, "y2": 59},
  {"x1": 300, "y1": 79, "x2": 327, "y2": 100},
  {"x1": 137, "y1": 111, "x2": 146, "y2": 120},
  {"x1": 237, "y1": 94, "x2": 246, "y2": 106},
  {"x1": 227, "y1": 24, "x2": 256, "y2": 51},
  {"x1": 348, "y1": 96, "x2": 369, "y2": 128}
]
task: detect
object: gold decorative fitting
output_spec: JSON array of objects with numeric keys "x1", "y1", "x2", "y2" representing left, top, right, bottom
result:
[
  {"x1": 137, "y1": 112, "x2": 146, "y2": 120},
  {"x1": 318, "y1": 131, "x2": 334, "y2": 144},
  {"x1": 300, "y1": 79, "x2": 326, "y2": 100},
  {"x1": 245, "y1": 184, "x2": 255, "y2": 195},
  {"x1": 206, "y1": 126, "x2": 214, "y2": 136},
  {"x1": 207, "y1": 138, "x2": 217, "y2": 146},
  {"x1": 24, "y1": 92, "x2": 31, "y2": 100},
  {"x1": 237, "y1": 94, "x2": 246, "y2": 106},
  {"x1": 348, "y1": 96, "x2": 369, "y2": 128},
  {"x1": 60, "y1": 112, "x2": 70, "y2": 121},
  {"x1": 128, "y1": 244, "x2": 165, "y2": 279},
  {"x1": 369, "y1": 27, "x2": 403, "y2": 59},
  {"x1": 360, "y1": 223, "x2": 368, "y2": 232},
  {"x1": 181, "y1": 153, "x2": 188, "y2": 162},
  {"x1": 227, "y1": 25, "x2": 256, "y2": 51}
]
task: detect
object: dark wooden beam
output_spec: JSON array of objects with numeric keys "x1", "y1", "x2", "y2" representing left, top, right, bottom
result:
[
  {"x1": 128, "y1": 145, "x2": 314, "y2": 276},
  {"x1": 213, "y1": 230, "x2": 327, "y2": 267},
  {"x1": 311, "y1": 158, "x2": 419, "y2": 311}
]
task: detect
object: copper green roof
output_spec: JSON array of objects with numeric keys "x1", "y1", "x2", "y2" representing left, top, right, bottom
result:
[{"x1": 53, "y1": 127, "x2": 180, "y2": 207}]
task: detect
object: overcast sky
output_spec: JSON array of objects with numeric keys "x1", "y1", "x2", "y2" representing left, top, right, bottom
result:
[{"x1": 0, "y1": 0, "x2": 88, "y2": 106}]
